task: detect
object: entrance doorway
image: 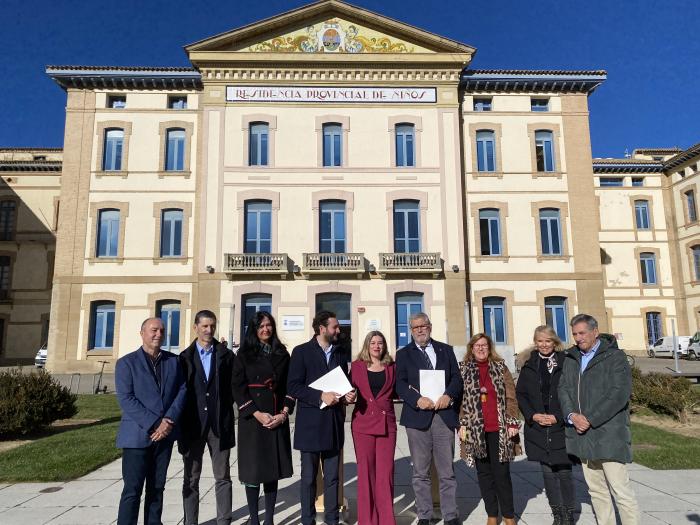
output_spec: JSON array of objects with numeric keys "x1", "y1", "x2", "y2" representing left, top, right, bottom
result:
[{"x1": 315, "y1": 292, "x2": 352, "y2": 360}]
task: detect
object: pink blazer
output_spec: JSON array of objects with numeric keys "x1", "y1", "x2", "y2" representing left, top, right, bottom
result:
[{"x1": 350, "y1": 361, "x2": 397, "y2": 436}]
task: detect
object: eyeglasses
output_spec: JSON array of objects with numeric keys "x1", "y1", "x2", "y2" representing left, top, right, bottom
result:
[
  {"x1": 472, "y1": 344, "x2": 489, "y2": 349},
  {"x1": 410, "y1": 324, "x2": 431, "y2": 331}
]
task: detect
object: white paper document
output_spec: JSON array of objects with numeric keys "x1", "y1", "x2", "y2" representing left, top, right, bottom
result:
[
  {"x1": 309, "y1": 366, "x2": 353, "y2": 408},
  {"x1": 419, "y1": 370, "x2": 446, "y2": 404}
]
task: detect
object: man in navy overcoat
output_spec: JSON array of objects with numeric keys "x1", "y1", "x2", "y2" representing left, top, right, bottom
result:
[
  {"x1": 287, "y1": 310, "x2": 355, "y2": 525},
  {"x1": 396, "y1": 312, "x2": 463, "y2": 525},
  {"x1": 115, "y1": 317, "x2": 186, "y2": 525}
]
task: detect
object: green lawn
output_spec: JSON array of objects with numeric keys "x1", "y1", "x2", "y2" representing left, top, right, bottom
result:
[
  {"x1": 0, "y1": 394, "x2": 123, "y2": 482},
  {"x1": 632, "y1": 422, "x2": 700, "y2": 469}
]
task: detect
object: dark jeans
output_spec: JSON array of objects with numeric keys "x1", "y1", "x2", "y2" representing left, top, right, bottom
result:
[
  {"x1": 117, "y1": 441, "x2": 173, "y2": 525},
  {"x1": 182, "y1": 428, "x2": 232, "y2": 525},
  {"x1": 541, "y1": 462, "x2": 574, "y2": 508},
  {"x1": 475, "y1": 431, "x2": 515, "y2": 519},
  {"x1": 300, "y1": 450, "x2": 340, "y2": 525}
]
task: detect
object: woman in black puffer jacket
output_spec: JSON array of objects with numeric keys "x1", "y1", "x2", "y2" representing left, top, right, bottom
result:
[{"x1": 516, "y1": 326, "x2": 576, "y2": 525}]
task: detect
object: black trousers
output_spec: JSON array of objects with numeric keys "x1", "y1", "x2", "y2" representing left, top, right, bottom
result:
[
  {"x1": 117, "y1": 441, "x2": 173, "y2": 525},
  {"x1": 541, "y1": 462, "x2": 574, "y2": 508},
  {"x1": 475, "y1": 431, "x2": 515, "y2": 519},
  {"x1": 300, "y1": 450, "x2": 340, "y2": 525}
]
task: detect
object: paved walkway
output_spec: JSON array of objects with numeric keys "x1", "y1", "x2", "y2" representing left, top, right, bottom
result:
[{"x1": 1, "y1": 422, "x2": 699, "y2": 524}]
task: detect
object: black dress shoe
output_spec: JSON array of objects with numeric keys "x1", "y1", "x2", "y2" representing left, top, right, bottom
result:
[
  {"x1": 417, "y1": 520, "x2": 431, "y2": 525},
  {"x1": 444, "y1": 519, "x2": 461, "y2": 525}
]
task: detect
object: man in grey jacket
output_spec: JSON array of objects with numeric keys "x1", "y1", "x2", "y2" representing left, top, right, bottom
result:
[{"x1": 558, "y1": 314, "x2": 639, "y2": 525}]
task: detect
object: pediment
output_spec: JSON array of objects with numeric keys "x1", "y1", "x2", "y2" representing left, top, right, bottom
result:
[{"x1": 186, "y1": 0, "x2": 475, "y2": 57}]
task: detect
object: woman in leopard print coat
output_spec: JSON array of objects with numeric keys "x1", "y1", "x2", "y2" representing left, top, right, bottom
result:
[{"x1": 459, "y1": 333, "x2": 521, "y2": 525}]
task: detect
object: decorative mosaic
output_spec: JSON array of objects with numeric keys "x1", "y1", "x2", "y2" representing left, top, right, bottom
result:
[{"x1": 247, "y1": 19, "x2": 426, "y2": 54}]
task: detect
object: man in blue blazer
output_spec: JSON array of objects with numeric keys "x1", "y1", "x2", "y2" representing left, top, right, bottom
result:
[
  {"x1": 287, "y1": 310, "x2": 355, "y2": 525},
  {"x1": 115, "y1": 317, "x2": 187, "y2": 525},
  {"x1": 396, "y1": 312, "x2": 463, "y2": 525}
]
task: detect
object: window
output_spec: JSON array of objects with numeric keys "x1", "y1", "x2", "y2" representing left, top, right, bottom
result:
[
  {"x1": 103, "y1": 129, "x2": 124, "y2": 171},
  {"x1": 686, "y1": 190, "x2": 697, "y2": 222},
  {"x1": 634, "y1": 200, "x2": 651, "y2": 230},
  {"x1": 157, "y1": 300, "x2": 180, "y2": 352},
  {"x1": 476, "y1": 130, "x2": 496, "y2": 172},
  {"x1": 0, "y1": 256, "x2": 10, "y2": 301},
  {"x1": 395, "y1": 124, "x2": 415, "y2": 167},
  {"x1": 160, "y1": 209, "x2": 183, "y2": 257},
  {"x1": 33, "y1": 155, "x2": 47, "y2": 161},
  {"x1": 645, "y1": 312, "x2": 662, "y2": 346},
  {"x1": 244, "y1": 201, "x2": 272, "y2": 254},
  {"x1": 395, "y1": 293, "x2": 423, "y2": 348},
  {"x1": 535, "y1": 130, "x2": 555, "y2": 172},
  {"x1": 393, "y1": 200, "x2": 420, "y2": 253},
  {"x1": 107, "y1": 95, "x2": 126, "y2": 109},
  {"x1": 168, "y1": 95, "x2": 187, "y2": 109},
  {"x1": 544, "y1": 297, "x2": 568, "y2": 342},
  {"x1": 242, "y1": 294, "x2": 272, "y2": 334},
  {"x1": 599, "y1": 177, "x2": 623, "y2": 187},
  {"x1": 96, "y1": 209, "x2": 120, "y2": 257},
  {"x1": 640, "y1": 252, "x2": 657, "y2": 285},
  {"x1": 165, "y1": 129, "x2": 186, "y2": 171},
  {"x1": 316, "y1": 293, "x2": 351, "y2": 351},
  {"x1": 473, "y1": 98, "x2": 492, "y2": 111},
  {"x1": 249, "y1": 122, "x2": 269, "y2": 166},
  {"x1": 319, "y1": 201, "x2": 345, "y2": 253},
  {"x1": 693, "y1": 246, "x2": 700, "y2": 281},
  {"x1": 539, "y1": 208, "x2": 562, "y2": 256},
  {"x1": 0, "y1": 201, "x2": 16, "y2": 241},
  {"x1": 632, "y1": 177, "x2": 644, "y2": 187},
  {"x1": 322, "y1": 123, "x2": 342, "y2": 167},
  {"x1": 90, "y1": 301, "x2": 115, "y2": 350},
  {"x1": 483, "y1": 297, "x2": 507, "y2": 344},
  {"x1": 479, "y1": 209, "x2": 501, "y2": 256},
  {"x1": 531, "y1": 98, "x2": 549, "y2": 112}
]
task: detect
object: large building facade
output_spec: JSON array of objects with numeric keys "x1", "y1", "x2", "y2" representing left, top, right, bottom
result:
[{"x1": 8, "y1": 0, "x2": 688, "y2": 371}]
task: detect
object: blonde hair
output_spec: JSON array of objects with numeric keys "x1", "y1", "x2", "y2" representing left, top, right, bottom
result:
[
  {"x1": 464, "y1": 332, "x2": 504, "y2": 363},
  {"x1": 355, "y1": 331, "x2": 394, "y2": 365},
  {"x1": 532, "y1": 325, "x2": 565, "y2": 352}
]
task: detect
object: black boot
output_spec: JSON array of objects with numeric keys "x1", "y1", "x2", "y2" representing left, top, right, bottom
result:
[
  {"x1": 561, "y1": 506, "x2": 575, "y2": 525},
  {"x1": 550, "y1": 505, "x2": 563, "y2": 525},
  {"x1": 262, "y1": 481, "x2": 278, "y2": 525},
  {"x1": 245, "y1": 485, "x2": 261, "y2": 525}
]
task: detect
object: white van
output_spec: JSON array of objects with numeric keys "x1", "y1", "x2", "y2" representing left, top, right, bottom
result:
[
  {"x1": 686, "y1": 332, "x2": 700, "y2": 360},
  {"x1": 647, "y1": 336, "x2": 691, "y2": 358}
]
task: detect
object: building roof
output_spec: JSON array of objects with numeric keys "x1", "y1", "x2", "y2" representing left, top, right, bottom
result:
[
  {"x1": 462, "y1": 69, "x2": 606, "y2": 94},
  {"x1": 664, "y1": 141, "x2": 700, "y2": 170},
  {"x1": 0, "y1": 147, "x2": 62, "y2": 152},
  {"x1": 592, "y1": 158, "x2": 664, "y2": 173},
  {"x1": 633, "y1": 147, "x2": 682, "y2": 155},
  {"x1": 46, "y1": 66, "x2": 202, "y2": 90},
  {"x1": 0, "y1": 160, "x2": 62, "y2": 172}
]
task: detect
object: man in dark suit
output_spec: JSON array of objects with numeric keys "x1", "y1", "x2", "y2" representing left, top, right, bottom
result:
[
  {"x1": 115, "y1": 317, "x2": 187, "y2": 525},
  {"x1": 287, "y1": 310, "x2": 356, "y2": 525},
  {"x1": 178, "y1": 310, "x2": 236, "y2": 525},
  {"x1": 396, "y1": 312, "x2": 463, "y2": 525}
]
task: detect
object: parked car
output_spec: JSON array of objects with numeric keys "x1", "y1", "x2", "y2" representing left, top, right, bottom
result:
[
  {"x1": 686, "y1": 332, "x2": 700, "y2": 360},
  {"x1": 647, "y1": 336, "x2": 691, "y2": 358},
  {"x1": 34, "y1": 344, "x2": 47, "y2": 368}
]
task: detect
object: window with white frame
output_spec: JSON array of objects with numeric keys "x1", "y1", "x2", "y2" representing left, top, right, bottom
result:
[
  {"x1": 544, "y1": 297, "x2": 568, "y2": 342},
  {"x1": 319, "y1": 201, "x2": 345, "y2": 253},
  {"x1": 473, "y1": 98, "x2": 492, "y2": 111},
  {"x1": 634, "y1": 200, "x2": 651, "y2": 230},
  {"x1": 90, "y1": 301, "x2": 115, "y2": 350},
  {"x1": 531, "y1": 98, "x2": 549, "y2": 112},
  {"x1": 249, "y1": 122, "x2": 269, "y2": 166},
  {"x1": 693, "y1": 245, "x2": 700, "y2": 281},
  {"x1": 242, "y1": 294, "x2": 272, "y2": 334},
  {"x1": 395, "y1": 124, "x2": 415, "y2": 167},
  {"x1": 395, "y1": 293, "x2": 424, "y2": 348},
  {"x1": 476, "y1": 130, "x2": 496, "y2": 172},
  {"x1": 103, "y1": 129, "x2": 124, "y2": 171},
  {"x1": 393, "y1": 200, "x2": 420, "y2": 253},
  {"x1": 168, "y1": 95, "x2": 187, "y2": 109},
  {"x1": 157, "y1": 300, "x2": 181, "y2": 352},
  {"x1": 640, "y1": 252, "x2": 657, "y2": 285},
  {"x1": 539, "y1": 208, "x2": 562, "y2": 256},
  {"x1": 645, "y1": 311, "x2": 662, "y2": 345},
  {"x1": 535, "y1": 130, "x2": 555, "y2": 172},
  {"x1": 686, "y1": 190, "x2": 698, "y2": 222},
  {"x1": 483, "y1": 297, "x2": 507, "y2": 344},
  {"x1": 165, "y1": 129, "x2": 186, "y2": 171},
  {"x1": 244, "y1": 201, "x2": 272, "y2": 254},
  {"x1": 107, "y1": 95, "x2": 126, "y2": 109},
  {"x1": 96, "y1": 209, "x2": 120, "y2": 258},
  {"x1": 322, "y1": 123, "x2": 342, "y2": 167},
  {"x1": 479, "y1": 209, "x2": 501, "y2": 256},
  {"x1": 160, "y1": 209, "x2": 183, "y2": 257}
]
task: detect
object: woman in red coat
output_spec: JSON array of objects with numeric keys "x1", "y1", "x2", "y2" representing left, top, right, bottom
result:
[{"x1": 351, "y1": 330, "x2": 397, "y2": 525}]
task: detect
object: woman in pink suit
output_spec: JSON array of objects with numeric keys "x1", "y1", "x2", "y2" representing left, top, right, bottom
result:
[{"x1": 351, "y1": 330, "x2": 397, "y2": 525}]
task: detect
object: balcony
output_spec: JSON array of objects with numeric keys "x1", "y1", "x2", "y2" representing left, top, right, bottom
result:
[
  {"x1": 224, "y1": 253, "x2": 290, "y2": 278},
  {"x1": 303, "y1": 252, "x2": 365, "y2": 277},
  {"x1": 378, "y1": 252, "x2": 442, "y2": 277}
]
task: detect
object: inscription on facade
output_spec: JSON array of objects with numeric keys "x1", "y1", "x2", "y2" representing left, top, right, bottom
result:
[{"x1": 226, "y1": 86, "x2": 436, "y2": 103}]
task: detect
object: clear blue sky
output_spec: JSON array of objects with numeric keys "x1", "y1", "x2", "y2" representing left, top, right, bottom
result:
[{"x1": 2, "y1": 0, "x2": 698, "y2": 157}]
